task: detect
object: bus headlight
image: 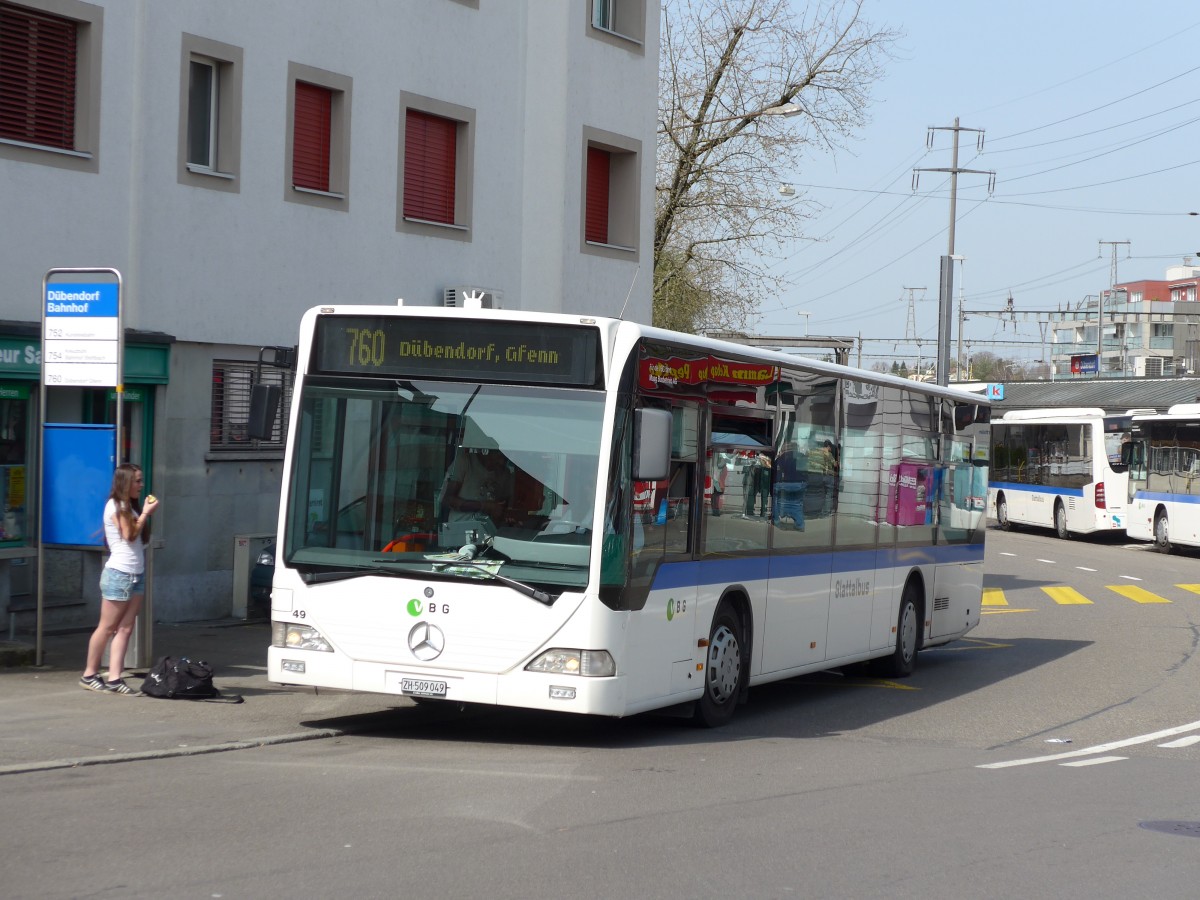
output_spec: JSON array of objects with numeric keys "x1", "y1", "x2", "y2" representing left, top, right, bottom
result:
[
  {"x1": 526, "y1": 649, "x2": 615, "y2": 677},
  {"x1": 272, "y1": 621, "x2": 333, "y2": 652}
]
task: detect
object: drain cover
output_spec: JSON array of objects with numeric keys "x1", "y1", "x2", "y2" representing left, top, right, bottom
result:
[{"x1": 1139, "y1": 821, "x2": 1200, "y2": 838}]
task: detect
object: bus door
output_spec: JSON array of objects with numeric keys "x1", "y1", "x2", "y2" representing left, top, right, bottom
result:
[
  {"x1": 626, "y1": 401, "x2": 702, "y2": 701},
  {"x1": 833, "y1": 402, "x2": 883, "y2": 659},
  {"x1": 762, "y1": 378, "x2": 837, "y2": 673}
]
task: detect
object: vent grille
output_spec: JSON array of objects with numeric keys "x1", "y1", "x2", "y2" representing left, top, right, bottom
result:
[{"x1": 443, "y1": 286, "x2": 502, "y2": 309}]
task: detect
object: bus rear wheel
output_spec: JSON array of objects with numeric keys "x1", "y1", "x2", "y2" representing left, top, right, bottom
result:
[
  {"x1": 695, "y1": 602, "x2": 744, "y2": 727},
  {"x1": 1054, "y1": 502, "x2": 1070, "y2": 540},
  {"x1": 1154, "y1": 510, "x2": 1172, "y2": 553},
  {"x1": 871, "y1": 583, "x2": 920, "y2": 678},
  {"x1": 996, "y1": 493, "x2": 1011, "y2": 530}
]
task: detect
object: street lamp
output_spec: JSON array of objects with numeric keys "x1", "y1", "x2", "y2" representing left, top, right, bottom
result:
[{"x1": 658, "y1": 101, "x2": 802, "y2": 134}]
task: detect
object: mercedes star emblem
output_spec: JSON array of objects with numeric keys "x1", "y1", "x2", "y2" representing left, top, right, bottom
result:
[{"x1": 407, "y1": 621, "x2": 445, "y2": 661}]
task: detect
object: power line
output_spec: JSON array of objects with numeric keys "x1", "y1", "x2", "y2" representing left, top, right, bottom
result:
[{"x1": 989, "y1": 63, "x2": 1200, "y2": 143}]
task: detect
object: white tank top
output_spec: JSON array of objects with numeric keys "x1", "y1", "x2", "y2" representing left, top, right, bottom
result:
[{"x1": 103, "y1": 498, "x2": 145, "y2": 574}]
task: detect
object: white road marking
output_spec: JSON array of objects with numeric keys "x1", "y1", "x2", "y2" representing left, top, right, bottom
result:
[
  {"x1": 1060, "y1": 756, "x2": 1126, "y2": 767},
  {"x1": 1076, "y1": 566, "x2": 1097, "y2": 572},
  {"x1": 1118, "y1": 574, "x2": 1142, "y2": 581},
  {"x1": 1159, "y1": 735, "x2": 1200, "y2": 749},
  {"x1": 978, "y1": 719, "x2": 1200, "y2": 769},
  {"x1": 1036, "y1": 559, "x2": 1056, "y2": 564},
  {"x1": 1000, "y1": 552, "x2": 1016, "y2": 557}
]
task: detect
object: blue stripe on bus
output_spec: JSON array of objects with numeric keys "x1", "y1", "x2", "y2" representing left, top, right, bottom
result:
[
  {"x1": 649, "y1": 543, "x2": 984, "y2": 590},
  {"x1": 989, "y1": 481, "x2": 1085, "y2": 498},
  {"x1": 1133, "y1": 490, "x2": 1200, "y2": 505}
]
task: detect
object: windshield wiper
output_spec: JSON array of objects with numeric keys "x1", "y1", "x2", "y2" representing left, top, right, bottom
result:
[
  {"x1": 301, "y1": 556, "x2": 555, "y2": 605},
  {"x1": 430, "y1": 558, "x2": 555, "y2": 605},
  {"x1": 301, "y1": 565, "x2": 414, "y2": 585}
]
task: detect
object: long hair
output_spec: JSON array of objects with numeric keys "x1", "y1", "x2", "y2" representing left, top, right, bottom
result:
[{"x1": 109, "y1": 463, "x2": 150, "y2": 545}]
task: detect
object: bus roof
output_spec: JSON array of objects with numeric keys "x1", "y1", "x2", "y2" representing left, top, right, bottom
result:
[
  {"x1": 1134, "y1": 402, "x2": 1200, "y2": 421},
  {"x1": 999, "y1": 407, "x2": 1108, "y2": 421},
  {"x1": 304, "y1": 303, "x2": 990, "y2": 407}
]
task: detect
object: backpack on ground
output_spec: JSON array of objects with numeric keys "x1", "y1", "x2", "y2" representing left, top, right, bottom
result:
[{"x1": 141, "y1": 655, "x2": 239, "y2": 701}]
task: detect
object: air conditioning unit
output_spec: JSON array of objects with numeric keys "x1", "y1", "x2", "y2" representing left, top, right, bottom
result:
[{"x1": 443, "y1": 286, "x2": 502, "y2": 309}]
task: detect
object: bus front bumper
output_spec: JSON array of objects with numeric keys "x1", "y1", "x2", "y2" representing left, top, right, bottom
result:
[{"x1": 268, "y1": 647, "x2": 629, "y2": 717}]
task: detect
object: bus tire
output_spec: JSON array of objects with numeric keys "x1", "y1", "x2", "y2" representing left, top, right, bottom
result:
[
  {"x1": 871, "y1": 582, "x2": 921, "y2": 678},
  {"x1": 1154, "y1": 509, "x2": 1172, "y2": 553},
  {"x1": 996, "y1": 493, "x2": 1012, "y2": 530},
  {"x1": 695, "y1": 601, "x2": 744, "y2": 727},
  {"x1": 1054, "y1": 501, "x2": 1070, "y2": 540}
]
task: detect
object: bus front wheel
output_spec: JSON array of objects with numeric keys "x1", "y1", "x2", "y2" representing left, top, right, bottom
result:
[
  {"x1": 1154, "y1": 510, "x2": 1172, "y2": 553},
  {"x1": 1054, "y1": 502, "x2": 1070, "y2": 540},
  {"x1": 695, "y1": 602, "x2": 744, "y2": 727}
]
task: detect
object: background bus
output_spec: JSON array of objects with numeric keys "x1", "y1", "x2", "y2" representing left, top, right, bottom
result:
[
  {"x1": 1126, "y1": 404, "x2": 1200, "y2": 552},
  {"x1": 262, "y1": 301, "x2": 989, "y2": 725},
  {"x1": 988, "y1": 408, "x2": 1134, "y2": 539}
]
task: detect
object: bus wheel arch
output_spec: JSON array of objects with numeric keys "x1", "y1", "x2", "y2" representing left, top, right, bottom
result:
[
  {"x1": 1054, "y1": 500, "x2": 1070, "y2": 540},
  {"x1": 1154, "y1": 506, "x2": 1172, "y2": 553},
  {"x1": 870, "y1": 573, "x2": 924, "y2": 678},
  {"x1": 694, "y1": 592, "x2": 750, "y2": 727},
  {"x1": 996, "y1": 492, "x2": 1012, "y2": 530}
]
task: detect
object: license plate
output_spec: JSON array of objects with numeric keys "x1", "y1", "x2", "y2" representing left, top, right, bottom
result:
[{"x1": 400, "y1": 678, "x2": 447, "y2": 697}]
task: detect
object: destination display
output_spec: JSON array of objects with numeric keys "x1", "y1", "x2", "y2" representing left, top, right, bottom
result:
[{"x1": 313, "y1": 315, "x2": 602, "y2": 386}]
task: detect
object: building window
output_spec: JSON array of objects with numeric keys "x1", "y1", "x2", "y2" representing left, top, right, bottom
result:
[
  {"x1": 404, "y1": 110, "x2": 456, "y2": 223},
  {"x1": 0, "y1": 0, "x2": 102, "y2": 171},
  {"x1": 0, "y1": 2, "x2": 74, "y2": 147},
  {"x1": 585, "y1": 147, "x2": 610, "y2": 243},
  {"x1": 178, "y1": 34, "x2": 242, "y2": 189},
  {"x1": 582, "y1": 126, "x2": 640, "y2": 257},
  {"x1": 398, "y1": 92, "x2": 474, "y2": 238},
  {"x1": 293, "y1": 82, "x2": 332, "y2": 191},
  {"x1": 187, "y1": 60, "x2": 216, "y2": 166},
  {"x1": 210, "y1": 361, "x2": 292, "y2": 452},
  {"x1": 285, "y1": 62, "x2": 351, "y2": 209},
  {"x1": 590, "y1": 0, "x2": 646, "y2": 47}
]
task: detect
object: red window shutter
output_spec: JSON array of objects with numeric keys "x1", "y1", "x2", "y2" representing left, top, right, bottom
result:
[
  {"x1": 293, "y1": 82, "x2": 332, "y2": 192},
  {"x1": 404, "y1": 109, "x2": 456, "y2": 224},
  {"x1": 586, "y1": 147, "x2": 610, "y2": 243},
  {"x1": 0, "y1": 4, "x2": 77, "y2": 149}
]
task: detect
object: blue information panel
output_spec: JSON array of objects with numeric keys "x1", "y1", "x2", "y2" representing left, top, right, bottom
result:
[{"x1": 41, "y1": 424, "x2": 115, "y2": 546}]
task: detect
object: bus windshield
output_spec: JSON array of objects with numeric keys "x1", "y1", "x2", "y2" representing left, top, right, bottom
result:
[{"x1": 283, "y1": 377, "x2": 606, "y2": 591}]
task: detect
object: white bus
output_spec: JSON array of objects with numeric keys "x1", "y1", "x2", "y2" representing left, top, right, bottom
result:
[
  {"x1": 1126, "y1": 404, "x2": 1200, "y2": 552},
  {"x1": 261, "y1": 302, "x2": 989, "y2": 725},
  {"x1": 988, "y1": 408, "x2": 1134, "y2": 539}
]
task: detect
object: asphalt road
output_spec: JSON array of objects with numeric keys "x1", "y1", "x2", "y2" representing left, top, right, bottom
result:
[{"x1": 4, "y1": 526, "x2": 1199, "y2": 899}]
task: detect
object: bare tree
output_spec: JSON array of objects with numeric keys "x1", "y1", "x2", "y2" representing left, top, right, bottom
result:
[{"x1": 656, "y1": 0, "x2": 898, "y2": 332}]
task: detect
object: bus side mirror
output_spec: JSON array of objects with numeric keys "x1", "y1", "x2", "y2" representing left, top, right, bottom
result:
[
  {"x1": 634, "y1": 408, "x2": 671, "y2": 482},
  {"x1": 247, "y1": 383, "x2": 282, "y2": 442},
  {"x1": 1120, "y1": 442, "x2": 1135, "y2": 467}
]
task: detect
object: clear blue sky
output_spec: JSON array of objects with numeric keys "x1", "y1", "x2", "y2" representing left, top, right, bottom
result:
[{"x1": 757, "y1": 0, "x2": 1200, "y2": 371}]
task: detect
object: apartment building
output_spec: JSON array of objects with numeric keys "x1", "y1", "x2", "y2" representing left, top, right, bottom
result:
[
  {"x1": 0, "y1": 0, "x2": 657, "y2": 623},
  {"x1": 1050, "y1": 261, "x2": 1200, "y2": 379}
]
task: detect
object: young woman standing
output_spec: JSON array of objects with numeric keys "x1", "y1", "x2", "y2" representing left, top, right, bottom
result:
[{"x1": 80, "y1": 463, "x2": 159, "y2": 694}]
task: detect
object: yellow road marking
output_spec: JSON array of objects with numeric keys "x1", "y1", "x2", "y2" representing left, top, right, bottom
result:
[
  {"x1": 982, "y1": 607, "x2": 1035, "y2": 614},
  {"x1": 982, "y1": 588, "x2": 1007, "y2": 607},
  {"x1": 1109, "y1": 585, "x2": 1171, "y2": 604},
  {"x1": 1042, "y1": 586, "x2": 1092, "y2": 605},
  {"x1": 1177, "y1": 584, "x2": 1200, "y2": 596},
  {"x1": 805, "y1": 678, "x2": 920, "y2": 691},
  {"x1": 934, "y1": 636, "x2": 1013, "y2": 651}
]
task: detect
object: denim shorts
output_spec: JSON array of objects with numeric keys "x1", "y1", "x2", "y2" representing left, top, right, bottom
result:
[{"x1": 100, "y1": 567, "x2": 145, "y2": 602}]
